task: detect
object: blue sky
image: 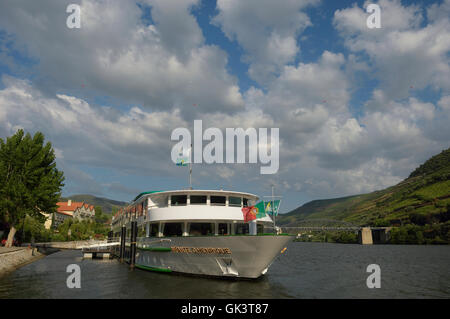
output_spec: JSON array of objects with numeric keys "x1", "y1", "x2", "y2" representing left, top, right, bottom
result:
[{"x1": 0, "y1": 0, "x2": 449, "y2": 213}]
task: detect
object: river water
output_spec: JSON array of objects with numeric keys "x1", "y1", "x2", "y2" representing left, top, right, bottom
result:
[{"x1": 0, "y1": 242, "x2": 449, "y2": 298}]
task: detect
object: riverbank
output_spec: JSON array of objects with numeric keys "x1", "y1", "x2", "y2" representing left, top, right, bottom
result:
[{"x1": 0, "y1": 247, "x2": 45, "y2": 276}]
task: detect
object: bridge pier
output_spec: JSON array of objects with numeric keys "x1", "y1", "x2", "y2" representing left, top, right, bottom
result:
[{"x1": 358, "y1": 227, "x2": 373, "y2": 245}]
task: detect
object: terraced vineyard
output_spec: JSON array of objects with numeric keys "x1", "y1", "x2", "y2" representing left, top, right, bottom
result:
[{"x1": 278, "y1": 148, "x2": 450, "y2": 244}]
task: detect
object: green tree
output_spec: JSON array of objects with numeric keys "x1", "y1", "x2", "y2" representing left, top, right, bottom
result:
[
  {"x1": 22, "y1": 215, "x2": 52, "y2": 243},
  {"x1": 416, "y1": 231, "x2": 425, "y2": 244},
  {"x1": 0, "y1": 130, "x2": 64, "y2": 247},
  {"x1": 57, "y1": 218, "x2": 73, "y2": 241},
  {"x1": 94, "y1": 206, "x2": 109, "y2": 224}
]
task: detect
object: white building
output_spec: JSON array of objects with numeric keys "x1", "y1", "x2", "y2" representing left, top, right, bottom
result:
[{"x1": 44, "y1": 200, "x2": 96, "y2": 229}]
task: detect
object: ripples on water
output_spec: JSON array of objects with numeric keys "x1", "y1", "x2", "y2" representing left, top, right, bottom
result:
[{"x1": 0, "y1": 243, "x2": 449, "y2": 298}]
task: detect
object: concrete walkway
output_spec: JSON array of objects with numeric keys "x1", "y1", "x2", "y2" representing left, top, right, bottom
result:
[
  {"x1": 0, "y1": 247, "x2": 28, "y2": 254},
  {"x1": 34, "y1": 240, "x2": 108, "y2": 250},
  {"x1": 0, "y1": 246, "x2": 44, "y2": 276}
]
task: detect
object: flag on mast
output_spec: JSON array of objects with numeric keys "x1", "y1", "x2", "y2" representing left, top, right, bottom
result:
[
  {"x1": 264, "y1": 199, "x2": 281, "y2": 216},
  {"x1": 255, "y1": 201, "x2": 266, "y2": 218},
  {"x1": 176, "y1": 145, "x2": 191, "y2": 166},
  {"x1": 241, "y1": 201, "x2": 266, "y2": 222},
  {"x1": 241, "y1": 206, "x2": 257, "y2": 222}
]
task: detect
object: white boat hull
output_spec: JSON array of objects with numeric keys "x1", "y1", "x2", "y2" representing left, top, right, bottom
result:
[{"x1": 133, "y1": 235, "x2": 293, "y2": 279}]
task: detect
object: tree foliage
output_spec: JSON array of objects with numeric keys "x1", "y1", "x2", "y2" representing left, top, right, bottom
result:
[
  {"x1": 55, "y1": 218, "x2": 109, "y2": 241},
  {"x1": 94, "y1": 205, "x2": 109, "y2": 224},
  {"x1": 21, "y1": 215, "x2": 52, "y2": 243},
  {"x1": 0, "y1": 129, "x2": 64, "y2": 246}
]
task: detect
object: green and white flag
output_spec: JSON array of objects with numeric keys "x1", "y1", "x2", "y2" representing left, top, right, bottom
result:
[
  {"x1": 176, "y1": 146, "x2": 190, "y2": 166},
  {"x1": 264, "y1": 199, "x2": 281, "y2": 216},
  {"x1": 254, "y1": 201, "x2": 266, "y2": 219}
]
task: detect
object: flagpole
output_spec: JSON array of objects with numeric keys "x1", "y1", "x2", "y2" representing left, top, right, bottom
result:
[
  {"x1": 272, "y1": 184, "x2": 276, "y2": 232},
  {"x1": 189, "y1": 143, "x2": 192, "y2": 189},
  {"x1": 263, "y1": 189, "x2": 281, "y2": 234}
]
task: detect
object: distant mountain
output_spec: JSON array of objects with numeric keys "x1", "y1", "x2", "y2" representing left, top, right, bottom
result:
[
  {"x1": 278, "y1": 148, "x2": 450, "y2": 228},
  {"x1": 60, "y1": 194, "x2": 127, "y2": 214}
]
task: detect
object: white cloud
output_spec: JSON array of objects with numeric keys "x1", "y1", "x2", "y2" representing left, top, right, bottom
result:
[
  {"x1": 0, "y1": 0, "x2": 244, "y2": 115},
  {"x1": 0, "y1": 76, "x2": 184, "y2": 173},
  {"x1": 213, "y1": 0, "x2": 319, "y2": 85},
  {"x1": 437, "y1": 95, "x2": 450, "y2": 111},
  {"x1": 0, "y1": 0, "x2": 449, "y2": 209},
  {"x1": 334, "y1": 0, "x2": 450, "y2": 100}
]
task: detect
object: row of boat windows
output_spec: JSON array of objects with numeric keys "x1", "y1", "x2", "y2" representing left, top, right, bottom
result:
[
  {"x1": 132, "y1": 222, "x2": 264, "y2": 237},
  {"x1": 170, "y1": 195, "x2": 248, "y2": 207}
]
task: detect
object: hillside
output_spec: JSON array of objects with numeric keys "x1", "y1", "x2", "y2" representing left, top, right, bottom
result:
[
  {"x1": 278, "y1": 148, "x2": 450, "y2": 243},
  {"x1": 60, "y1": 194, "x2": 127, "y2": 214}
]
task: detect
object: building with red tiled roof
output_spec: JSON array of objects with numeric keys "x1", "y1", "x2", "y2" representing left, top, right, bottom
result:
[
  {"x1": 73, "y1": 202, "x2": 95, "y2": 221},
  {"x1": 57, "y1": 200, "x2": 84, "y2": 215},
  {"x1": 44, "y1": 200, "x2": 96, "y2": 229}
]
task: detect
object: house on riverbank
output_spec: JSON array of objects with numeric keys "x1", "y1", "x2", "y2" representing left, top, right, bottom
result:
[{"x1": 44, "y1": 200, "x2": 96, "y2": 229}]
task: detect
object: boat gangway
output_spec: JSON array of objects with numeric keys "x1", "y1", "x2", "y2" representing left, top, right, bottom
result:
[{"x1": 79, "y1": 242, "x2": 120, "y2": 259}]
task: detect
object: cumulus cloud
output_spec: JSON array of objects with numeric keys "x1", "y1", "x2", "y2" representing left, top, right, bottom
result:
[
  {"x1": 333, "y1": 0, "x2": 450, "y2": 100},
  {"x1": 0, "y1": 75, "x2": 272, "y2": 198},
  {"x1": 243, "y1": 50, "x2": 351, "y2": 165},
  {"x1": 0, "y1": 0, "x2": 449, "y2": 209},
  {"x1": 0, "y1": 76, "x2": 184, "y2": 174},
  {"x1": 0, "y1": 0, "x2": 244, "y2": 116},
  {"x1": 213, "y1": 0, "x2": 319, "y2": 85}
]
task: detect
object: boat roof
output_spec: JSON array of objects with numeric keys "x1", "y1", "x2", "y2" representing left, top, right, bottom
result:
[{"x1": 133, "y1": 189, "x2": 259, "y2": 203}]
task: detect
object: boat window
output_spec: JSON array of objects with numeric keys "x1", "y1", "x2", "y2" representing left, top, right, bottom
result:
[
  {"x1": 190, "y1": 195, "x2": 207, "y2": 205},
  {"x1": 218, "y1": 223, "x2": 229, "y2": 235},
  {"x1": 151, "y1": 195, "x2": 168, "y2": 208},
  {"x1": 235, "y1": 223, "x2": 249, "y2": 235},
  {"x1": 171, "y1": 195, "x2": 187, "y2": 206},
  {"x1": 229, "y1": 196, "x2": 241, "y2": 207},
  {"x1": 189, "y1": 223, "x2": 214, "y2": 236},
  {"x1": 149, "y1": 223, "x2": 158, "y2": 237},
  {"x1": 164, "y1": 223, "x2": 183, "y2": 237},
  {"x1": 211, "y1": 196, "x2": 226, "y2": 206},
  {"x1": 243, "y1": 198, "x2": 249, "y2": 207}
]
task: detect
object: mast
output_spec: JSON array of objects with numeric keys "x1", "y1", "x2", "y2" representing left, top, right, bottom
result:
[
  {"x1": 264, "y1": 184, "x2": 282, "y2": 234},
  {"x1": 272, "y1": 184, "x2": 275, "y2": 230},
  {"x1": 189, "y1": 143, "x2": 192, "y2": 189}
]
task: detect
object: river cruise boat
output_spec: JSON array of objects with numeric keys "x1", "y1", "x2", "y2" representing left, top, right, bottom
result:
[{"x1": 111, "y1": 190, "x2": 293, "y2": 279}]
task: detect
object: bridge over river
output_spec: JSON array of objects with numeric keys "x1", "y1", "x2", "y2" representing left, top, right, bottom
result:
[{"x1": 276, "y1": 219, "x2": 392, "y2": 244}]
